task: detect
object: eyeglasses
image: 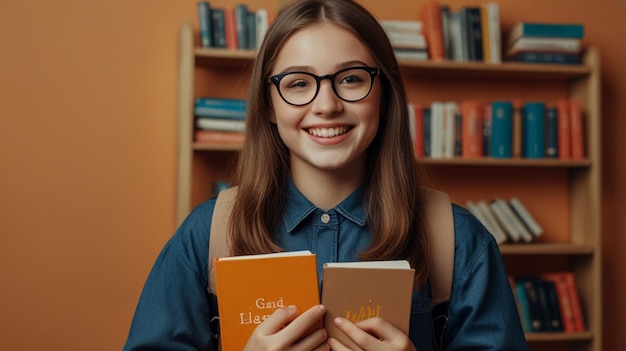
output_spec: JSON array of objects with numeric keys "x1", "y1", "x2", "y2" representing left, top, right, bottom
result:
[{"x1": 269, "y1": 66, "x2": 379, "y2": 106}]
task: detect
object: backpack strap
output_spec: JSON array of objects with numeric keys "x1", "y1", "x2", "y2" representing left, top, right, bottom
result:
[
  {"x1": 424, "y1": 187, "x2": 455, "y2": 305},
  {"x1": 207, "y1": 187, "x2": 238, "y2": 294}
]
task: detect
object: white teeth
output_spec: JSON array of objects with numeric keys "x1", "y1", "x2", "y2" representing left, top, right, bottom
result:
[{"x1": 308, "y1": 126, "x2": 349, "y2": 137}]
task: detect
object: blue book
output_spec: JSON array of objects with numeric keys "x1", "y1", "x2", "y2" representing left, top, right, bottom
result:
[
  {"x1": 490, "y1": 101, "x2": 513, "y2": 158},
  {"x1": 210, "y1": 8, "x2": 227, "y2": 48},
  {"x1": 194, "y1": 97, "x2": 247, "y2": 119},
  {"x1": 509, "y1": 22, "x2": 585, "y2": 41},
  {"x1": 423, "y1": 108, "x2": 431, "y2": 157},
  {"x1": 235, "y1": 4, "x2": 249, "y2": 50},
  {"x1": 482, "y1": 105, "x2": 492, "y2": 157},
  {"x1": 197, "y1": 2, "x2": 213, "y2": 48},
  {"x1": 511, "y1": 52, "x2": 581, "y2": 65},
  {"x1": 545, "y1": 106, "x2": 558, "y2": 158},
  {"x1": 523, "y1": 102, "x2": 545, "y2": 158}
]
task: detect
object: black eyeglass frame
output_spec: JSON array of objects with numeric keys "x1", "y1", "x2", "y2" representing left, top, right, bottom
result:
[{"x1": 269, "y1": 66, "x2": 380, "y2": 106}]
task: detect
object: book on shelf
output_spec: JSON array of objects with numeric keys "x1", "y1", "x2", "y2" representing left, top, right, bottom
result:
[
  {"x1": 522, "y1": 102, "x2": 545, "y2": 158},
  {"x1": 568, "y1": 99, "x2": 585, "y2": 160},
  {"x1": 460, "y1": 100, "x2": 484, "y2": 158},
  {"x1": 394, "y1": 49, "x2": 429, "y2": 61},
  {"x1": 195, "y1": 117, "x2": 245, "y2": 132},
  {"x1": 442, "y1": 101, "x2": 457, "y2": 158},
  {"x1": 540, "y1": 272, "x2": 586, "y2": 332},
  {"x1": 379, "y1": 19, "x2": 423, "y2": 33},
  {"x1": 489, "y1": 198, "x2": 533, "y2": 243},
  {"x1": 508, "y1": 197, "x2": 543, "y2": 238},
  {"x1": 506, "y1": 22, "x2": 584, "y2": 47},
  {"x1": 490, "y1": 101, "x2": 513, "y2": 158},
  {"x1": 508, "y1": 51, "x2": 582, "y2": 64},
  {"x1": 545, "y1": 106, "x2": 559, "y2": 158},
  {"x1": 514, "y1": 276, "x2": 545, "y2": 332},
  {"x1": 197, "y1": 1, "x2": 213, "y2": 48},
  {"x1": 461, "y1": 7, "x2": 484, "y2": 62},
  {"x1": 480, "y1": 2, "x2": 501, "y2": 64},
  {"x1": 511, "y1": 99, "x2": 523, "y2": 158},
  {"x1": 419, "y1": 0, "x2": 445, "y2": 60},
  {"x1": 194, "y1": 130, "x2": 245, "y2": 144},
  {"x1": 447, "y1": 10, "x2": 466, "y2": 62},
  {"x1": 255, "y1": 8, "x2": 269, "y2": 47},
  {"x1": 465, "y1": 200, "x2": 508, "y2": 244},
  {"x1": 321, "y1": 260, "x2": 415, "y2": 349},
  {"x1": 211, "y1": 7, "x2": 227, "y2": 48},
  {"x1": 506, "y1": 37, "x2": 582, "y2": 56},
  {"x1": 214, "y1": 250, "x2": 320, "y2": 351},
  {"x1": 423, "y1": 107, "x2": 431, "y2": 157},
  {"x1": 557, "y1": 99, "x2": 572, "y2": 159},
  {"x1": 194, "y1": 97, "x2": 247, "y2": 119},
  {"x1": 224, "y1": 6, "x2": 238, "y2": 49}
]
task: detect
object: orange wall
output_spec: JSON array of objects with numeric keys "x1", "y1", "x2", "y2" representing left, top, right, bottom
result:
[{"x1": 0, "y1": 0, "x2": 624, "y2": 350}]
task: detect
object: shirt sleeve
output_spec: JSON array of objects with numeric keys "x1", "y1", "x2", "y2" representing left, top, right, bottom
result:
[
  {"x1": 444, "y1": 205, "x2": 529, "y2": 350},
  {"x1": 122, "y1": 200, "x2": 218, "y2": 351}
]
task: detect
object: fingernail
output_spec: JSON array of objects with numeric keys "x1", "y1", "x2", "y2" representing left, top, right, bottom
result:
[
  {"x1": 287, "y1": 305, "x2": 297, "y2": 312},
  {"x1": 334, "y1": 317, "x2": 343, "y2": 325}
]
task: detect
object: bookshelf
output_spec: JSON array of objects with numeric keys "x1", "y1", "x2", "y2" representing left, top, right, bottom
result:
[{"x1": 176, "y1": 20, "x2": 602, "y2": 351}]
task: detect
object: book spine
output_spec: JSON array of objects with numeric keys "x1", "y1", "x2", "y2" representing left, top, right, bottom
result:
[
  {"x1": 255, "y1": 8, "x2": 269, "y2": 48},
  {"x1": 235, "y1": 4, "x2": 249, "y2": 50},
  {"x1": 557, "y1": 98, "x2": 572, "y2": 159},
  {"x1": 194, "y1": 130, "x2": 245, "y2": 144},
  {"x1": 495, "y1": 198, "x2": 534, "y2": 243},
  {"x1": 211, "y1": 8, "x2": 227, "y2": 48},
  {"x1": 462, "y1": 7, "x2": 483, "y2": 61},
  {"x1": 411, "y1": 104, "x2": 425, "y2": 157},
  {"x1": 442, "y1": 102, "x2": 457, "y2": 159},
  {"x1": 379, "y1": 20, "x2": 424, "y2": 33},
  {"x1": 440, "y1": 5, "x2": 452, "y2": 60},
  {"x1": 511, "y1": 23, "x2": 584, "y2": 42},
  {"x1": 197, "y1": 2, "x2": 213, "y2": 48},
  {"x1": 246, "y1": 10, "x2": 257, "y2": 49},
  {"x1": 562, "y1": 272, "x2": 586, "y2": 331},
  {"x1": 420, "y1": 0, "x2": 445, "y2": 60},
  {"x1": 482, "y1": 103, "x2": 492, "y2": 157},
  {"x1": 509, "y1": 197, "x2": 543, "y2": 237},
  {"x1": 523, "y1": 102, "x2": 545, "y2": 158},
  {"x1": 430, "y1": 102, "x2": 444, "y2": 158},
  {"x1": 224, "y1": 6, "x2": 238, "y2": 49},
  {"x1": 461, "y1": 100, "x2": 483, "y2": 158},
  {"x1": 195, "y1": 117, "x2": 246, "y2": 132},
  {"x1": 485, "y1": 3, "x2": 501, "y2": 63},
  {"x1": 512, "y1": 99, "x2": 523, "y2": 158},
  {"x1": 507, "y1": 37, "x2": 581, "y2": 55},
  {"x1": 490, "y1": 101, "x2": 513, "y2": 158},
  {"x1": 546, "y1": 106, "x2": 559, "y2": 158},
  {"x1": 474, "y1": 200, "x2": 508, "y2": 244},
  {"x1": 511, "y1": 52, "x2": 581, "y2": 65},
  {"x1": 423, "y1": 108, "x2": 431, "y2": 157},
  {"x1": 569, "y1": 100, "x2": 585, "y2": 159},
  {"x1": 541, "y1": 273, "x2": 577, "y2": 332}
]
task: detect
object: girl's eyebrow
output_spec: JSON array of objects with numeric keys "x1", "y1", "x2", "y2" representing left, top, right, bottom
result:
[{"x1": 275, "y1": 60, "x2": 371, "y2": 75}]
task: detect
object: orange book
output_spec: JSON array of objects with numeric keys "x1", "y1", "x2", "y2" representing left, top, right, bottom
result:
[
  {"x1": 194, "y1": 130, "x2": 245, "y2": 144},
  {"x1": 569, "y1": 100, "x2": 585, "y2": 160},
  {"x1": 321, "y1": 260, "x2": 415, "y2": 349},
  {"x1": 557, "y1": 98, "x2": 572, "y2": 159},
  {"x1": 561, "y1": 272, "x2": 586, "y2": 331},
  {"x1": 411, "y1": 103, "x2": 425, "y2": 157},
  {"x1": 512, "y1": 99, "x2": 523, "y2": 158},
  {"x1": 541, "y1": 273, "x2": 576, "y2": 332},
  {"x1": 461, "y1": 100, "x2": 484, "y2": 158},
  {"x1": 419, "y1": 0, "x2": 445, "y2": 60},
  {"x1": 214, "y1": 251, "x2": 320, "y2": 350},
  {"x1": 224, "y1": 6, "x2": 238, "y2": 50}
]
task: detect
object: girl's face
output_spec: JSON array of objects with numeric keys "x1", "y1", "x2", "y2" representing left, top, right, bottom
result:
[{"x1": 269, "y1": 23, "x2": 381, "y2": 180}]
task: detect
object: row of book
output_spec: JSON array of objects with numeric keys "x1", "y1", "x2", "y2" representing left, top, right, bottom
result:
[
  {"x1": 380, "y1": 19, "x2": 429, "y2": 61},
  {"x1": 197, "y1": 2, "x2": 272, "y2": 50},
  {"x1": 194, "y1": 97, "x2": 246, "y2": 144},
  {"x1": 505, "y1": 22, "x2": 585, "y2": 64},
  {"x1": 419, "y1": 0, "x2": 501, "y2": 63},
  {"x1": 466, "y1": 197, "x2": 542, "y2": 244},
  {"x1": 409, "y1": 99, "x2": 585, "y2": 160},
  {"x1": 510, "y1": 273, "x2": 586, "y2": 333}
]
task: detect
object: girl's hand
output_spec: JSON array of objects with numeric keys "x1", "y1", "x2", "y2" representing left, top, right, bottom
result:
[
  {"x1": 243, "y1": 304, "x2": 329, "y2": 351},
  {"x1": 327, "y1": 317, "x2": 416, "y2": 351}
]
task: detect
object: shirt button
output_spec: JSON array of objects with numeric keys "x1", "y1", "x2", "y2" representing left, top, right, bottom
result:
[{"x1": 321, "y1": 213, "x2": 330, "y2": 224}]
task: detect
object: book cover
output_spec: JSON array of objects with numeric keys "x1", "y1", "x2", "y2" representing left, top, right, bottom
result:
[
  {"x1": 461, "y1": 7, "x2": 484, "y2": 61},
  {"x1": 523, "y1": 102, "x2": 545, "y2": 158},
  {"x1": 423, "y1": 107, "x2": 431, "y2": 157},
  {"x1": 234, "y1": 4, "x2": 249, "y2": 50},
  {"x1": 224, "y1": 6, "x2": 238, "y2": 49},
  {"x1": 255, "y1": 8, "x2": 269, "y2": 48},
  {"x1": 490, "y1": 101, "x2": 513, "y2": 158},
  {"x1": 557, "y1": 98, "x2": 572, "y2": 159},
  {"x1": 569, "y1": 100, "x2": 585, "y2": 160},
  {"x1": 506, "y1": 37, "x2": 581, "y2": 56},
  {"x1": 515, "y1": 276, "x2": 544, "y2": 332},
  {"x1": 419, "y1": 0, "x2": 445, "y2": 60},
  {"x1": 561, "y1": 272, "x2": 586, "y2": 331},
  {"x1": 546, "y1": 106, "x2": 559, "y2": 158},
  {"x1": 461, "y1": 100, "x2": 483, "y2": 158},
  {"x1": 448, "y1": 10, "x2": 466, "y2": 62},
  {"x1": 194, "y1": 97, "x2": 247, "y2": 119},
  {"x1": 197, "y1": 1, "x2": 213, "y2": 48},
  {"x1": 507, "y1": 22, "x2": 584, "y2": 46},
  {"x1": 194, "y1": 130, "x2": 245, "y2": 144},
  {"x1": 246, "y1": 10, "x2": 257, "y2": 49},
  {"x1": 214, "y1": 251, "x2": 320, "y2": 351},
  {"x1": 429, "y1": 102, "x2": 444, "y2": 158},
  {"x1": 541, "y1": 279, "x2": 564, "y2": 331},
  {"x1": 442, "y1": 101, "x2": 457, "y2": 159},
  {"x1": 321, "y1": 260, "x2": 415, "y2": 349}
]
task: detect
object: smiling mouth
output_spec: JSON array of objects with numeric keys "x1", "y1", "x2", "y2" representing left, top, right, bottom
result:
[{"x1": 307, "y1": 126, "x2": 352, "y2": 138}]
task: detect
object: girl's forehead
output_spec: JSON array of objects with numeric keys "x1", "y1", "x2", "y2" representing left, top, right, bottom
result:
[{"x1": 271, "y1": 22, "x2": 375, "y2": 74}]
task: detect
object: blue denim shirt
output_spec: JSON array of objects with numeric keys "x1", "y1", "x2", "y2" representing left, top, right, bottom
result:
[{"x1": 123, "y1": 181, "x2": 528, "y2": 350}]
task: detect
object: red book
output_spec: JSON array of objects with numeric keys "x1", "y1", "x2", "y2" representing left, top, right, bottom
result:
[
  {"x1": 412, "y1": 104, "x2": 425, "y2": 157},
  {"x1": 224, "y1": 6, "x2": 238, "y2": 50},
  {"x1": 561, "y1": 272, "x2": 586, "y2": 331},
  {"x1": 569, "y1": 100, "x2": 585, "y2": 159},
  {"x1": 557, "y1": 98, "x2": 572, "y2": 160},
  {"x1": 461, "y1": 100, "x2": 484, "y2": 158},
  {"x1": 512, "y1": 99, "x2": 523, "y2": 158},
  {"x1": 419, "y1": 0, "x2": 445, "y2": 60},
  {"x1": 194, "y1": 130, "x2": 245, "y2": 144}
]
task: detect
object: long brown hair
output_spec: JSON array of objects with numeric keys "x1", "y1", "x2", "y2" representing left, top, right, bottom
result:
[{"x1": 228, "y1": 0, "x2": 430, "y2": 286}]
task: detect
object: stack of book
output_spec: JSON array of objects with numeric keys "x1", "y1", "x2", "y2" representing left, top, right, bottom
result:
[
  {"x1": 465, "y1": 197, "x2": 543, "y2": 244},
  {"x1": 505, "y1": 22, "x2": 585, "y2": 64},
  {"x1": 410, "y1": 98, "x2": 585, "y2": 160},
  {"x1": 194, "y1": 97, "x2": 246, "y2": 144},
  {"x1": 418, "y1": 1, "x2": 501, "y2": 63},
  {"x1": 380, "y1": 20, "x2": 429, "y2": 61},
  {"x1": 197, "y1": 2, "x2": 271, "y2": 50},
  {"x1": 510, "y1": 272, "x2": 586, "y2": 333}
]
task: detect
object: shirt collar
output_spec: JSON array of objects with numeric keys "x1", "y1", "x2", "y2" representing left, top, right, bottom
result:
[{"x1": 283, "y1": 176, "x2": 367, "y2": 232}]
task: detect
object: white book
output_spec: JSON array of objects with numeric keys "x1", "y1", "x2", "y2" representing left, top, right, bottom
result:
[
  {"x1": 430, "y1": 102, "x2": 444, "y2": 158},
  {"x1": 484, "y1": 2, "x2": 501, "y2": 64},
  {"x1": 408, "y1": 102, "x2": 416, "y2": 145},
  {"x1": 493, "y1": 198, "x2": 534, "y2": 243},
  {"x1": 195, "y1": 118, "x2": 245, "y2": 132},
  {"x1": 448, "y1": 10, "x2": 465, "y2": 62},
  {"x1": 394, "y1": 49, "x2": 429, "y2": 61},
  {"x1": 442, "y1": 102, "x2": 457, "y2": 159},
  {"x1": 507, "y1": 37, "x2": 581, "y2": 55},
  {"x1": 509, "y1": 197, "x2": 544, "y2": 237},
  {"x1": 386, "y1": 31, "x2": 427, "y2": 50},
  {"x1": 255, "y1": 9, "x2": 269, "y2": 48},
  {"x1": 467, "y1": 201, "x2": 507, "y2": 244},
  {"x1": 489, "y1": 200, "x2": 522, "y2": 242},
  {"x1": 379, "y1": 20, "x2": 423, "y2": 33}
]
